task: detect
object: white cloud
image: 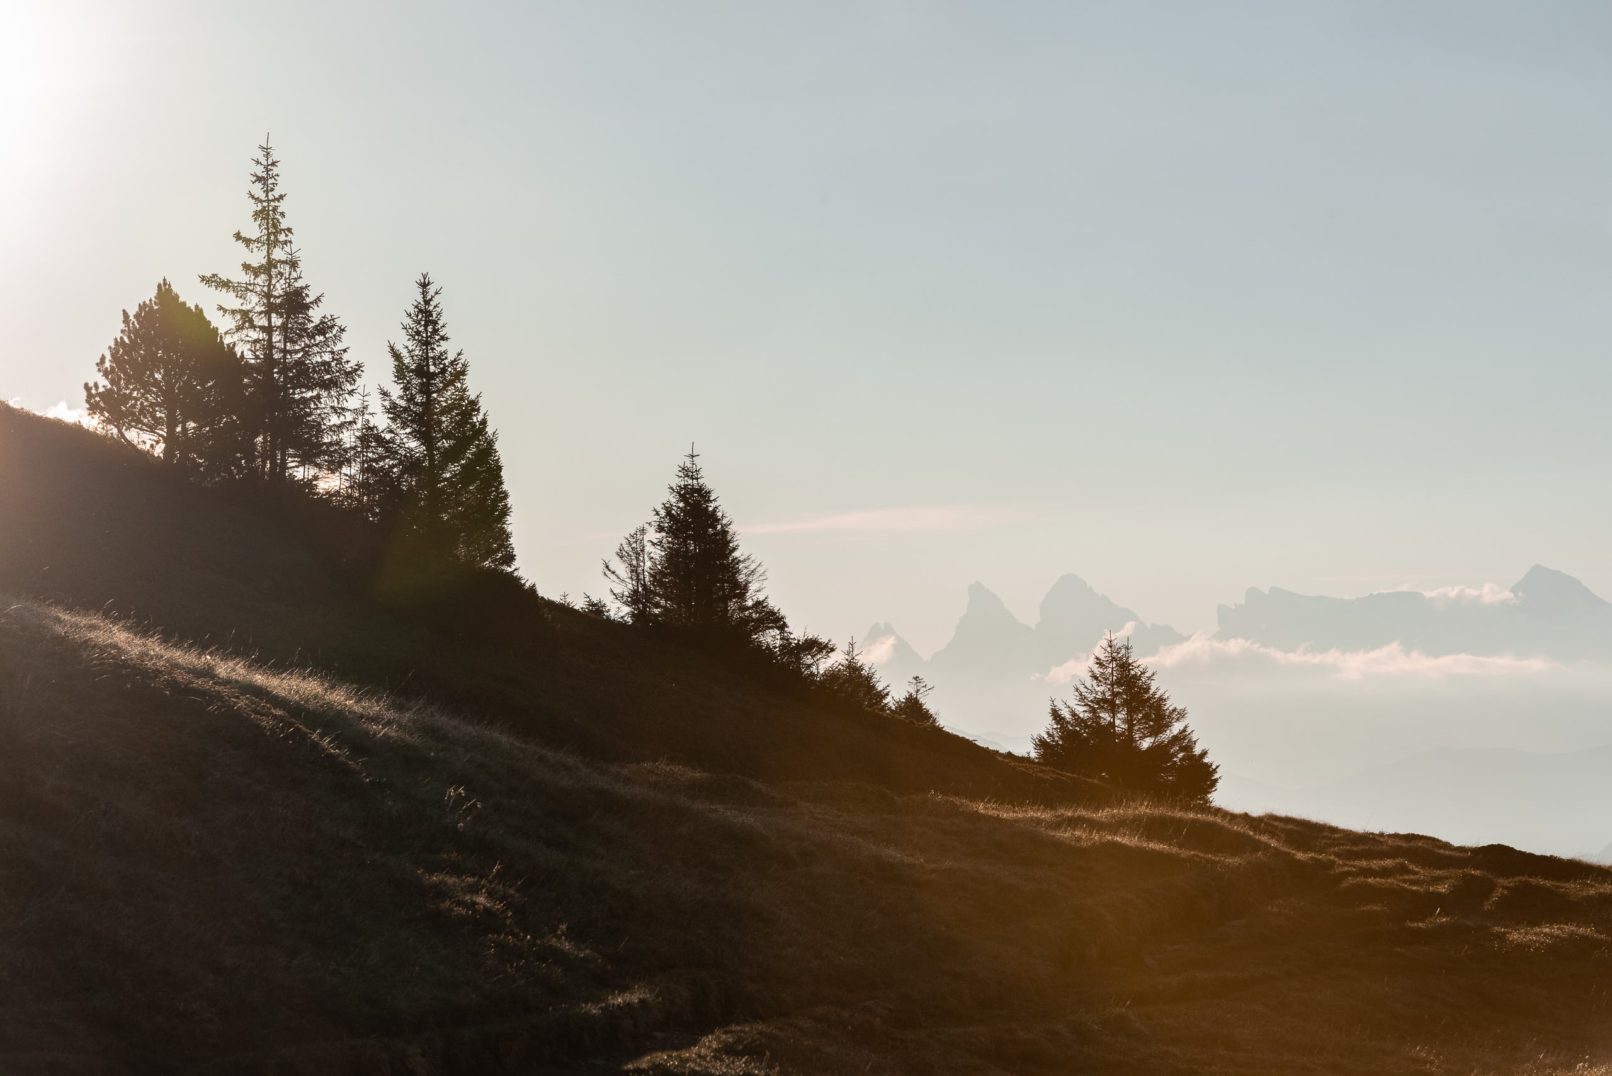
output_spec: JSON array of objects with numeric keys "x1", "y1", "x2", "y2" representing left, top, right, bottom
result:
[
  {"x1": 858, "y1": 633, "x2": 899, "y2": 666},
  {"x1": 9, "y1": 398, "x2": 93, "y2": 427},
  {"x1": 1039, "y1": 632, "x2": 1554, "y2": 686},
  {"x1": 1138, "y1": 635, "x2": 1556, "y2": 681},
  {"x1": 1398, "y1": 583, "x2": 1517, "y2": 605},
  {"x1": 43, "y1": 400, "x2": 91, "y2": 426},
  {"x1": 1041, "y1": 622, "x2": 1138, "y2": 685},
  {"x1": 744, "y1": 502, "x2": 1032, "y2": 536}
]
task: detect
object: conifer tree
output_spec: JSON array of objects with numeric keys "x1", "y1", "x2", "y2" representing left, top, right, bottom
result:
[
  {"x1": 200, "y1": 140, "x2": 357, "y2": 484},
  {"x1": 603, "y1": 449, "x2": 786, "y2": 644},
  {"x1": 338, "y1": 387, "x2": 401, "y2": 521},
  {"x1": 818, "y1": 637, "x2": 892, "y2": 713},
  {"x1": 767, "y1": 630, "x2": 840, "y2": 680},
  {"x1": 891, "y1": 675, "x2": 940, "y2": 727},
  {"x1": 84, "y1": 279, "x2": 245, "y2": 475},
  {"x1": 1032, "y1": 633, "x2": 1219, "y2": 804},
  {"x1": 603, "y1": 525, "x2": 654, "y2": 623},
  {"x1": 652, "y1": 449, "x2": 784, "y2": 639},
  {"x1": 378, "y1": 274, "x2": 515, "y2": 570}
]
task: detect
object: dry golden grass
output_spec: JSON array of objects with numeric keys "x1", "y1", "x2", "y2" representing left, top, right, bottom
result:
[{"x1": 4, "y1": 593, "x2": 1612, "y2": 1074}]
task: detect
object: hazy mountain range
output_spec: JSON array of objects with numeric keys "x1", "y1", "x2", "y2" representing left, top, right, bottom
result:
[
  {"x1": 864, "y1": 573, "x2": 1183, "y2": 695},
  {"x1": 1217, "y1": 564, "x2": 1612, "y2": 660},
  {"x1": 866, "y1": 566, "x2": 1612, "y2": 858},
  {"x1": 868, "y1": 565, "x2": 1612, "y2": 691}
]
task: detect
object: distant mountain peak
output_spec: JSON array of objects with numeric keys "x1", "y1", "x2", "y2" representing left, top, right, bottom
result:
[
  {"x1": 1218, "y1": 565, "x2": 1612, "y2": 657},
  {"x1": 922, "y1": 573, "x2": 1185, "y2": 679},
  {"x1": 1037, "y1": 573, "x2": 1101, "y2": 617},
  {"x1": 1512, "y1": 565, "x2": 1607, "y2": 615},
  {"x1": 964, "y1": 581, "x2": 1017, "y2": 619},
  {"x1": 926, "y1": 581, "x2": 1034, "y2": 671},
  {"x1": 859, "y1": 622, "x2": 927, "y2": 678},
  {"x1": 1045, "y1": 572, "x2": 1097, "y2": 597}
]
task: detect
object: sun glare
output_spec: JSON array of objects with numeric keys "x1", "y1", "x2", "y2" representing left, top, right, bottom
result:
[{"x1": 1, "y1": 4, "x2": 100, "y2": 216}]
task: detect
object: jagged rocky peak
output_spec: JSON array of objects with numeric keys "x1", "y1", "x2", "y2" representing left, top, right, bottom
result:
[
  {"x1": 964, "y1": 580, "x2": 1018, "y2": 617},
  {"x1": 1037, "y1": 574, "x2": 1184, "y2": 651},
  {"x1": 858, "y1": 622, "x2": 929, "y2": 681},
  {"x1": 928, "y1": 582, "x2": 1034, "y2": 671},
  {"x1": 1037, "y1": 573, "x2": 1105, "y2": 620},
  {"x1": 944, "y1": 581, "x2": 1033, "y2": 640}
]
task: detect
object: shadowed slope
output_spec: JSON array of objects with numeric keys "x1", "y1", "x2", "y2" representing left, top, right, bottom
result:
[
  {"x1": 0, "y1": 404, "x2": 1080, "y2": 804},
  {"x1": 6, "y1": 406, "x2": 1612, "y2": 1073},
  {"x1": 3, "y1": 595, "x2": 1612, "y2": 1073}
]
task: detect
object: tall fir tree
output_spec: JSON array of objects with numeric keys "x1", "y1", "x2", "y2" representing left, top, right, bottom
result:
[
  {"x1": 200, "y1": 140, "x2": 357, "y2": 484},
  {"x1": 1032, "y1": 634, "x2": 1219, "y2": 804},
  {"x1": 649, "y1": 449, "x2": 784, "y2": 640},
  {"x1": 378, "y1": 274, "x2": 515, "y2": 570},
  {"x1": 84, "y1": 279, "x2": 245, "y2": 476},
  {"x1": 604, "y1": 449, "x2": 786, "y2": 644}
]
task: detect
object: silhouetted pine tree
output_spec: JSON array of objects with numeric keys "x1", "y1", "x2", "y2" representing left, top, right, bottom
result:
[
  {"x1": 84, "y1": 279, "x2": 246, "y2": 476},
  {"x1": 605, "y1": 449, "x2": 785, "y2": 645},
  {"x1": 1032, "y1": 634, "x2": 1218, "y2": 804},
  {"x1": 891, "y1": 675, "x2": 940, "y2": 727},
  {"x1": 765, "y1": 631, "x2": 839, "y2": 679},
  {"x1": 579, "y1": 593, "x2": 614, "y2": 619},
  {"x1": 602, "y1": 524, "x2": 654, "y2": 624},
  {"x1": 337, "y1": 387, "x2": 401, "y2": 521},
  {"x1": 378, "y1": 274, "x2": 515, "y2": 570},
  {"x1": 200, "y1": 140, "x2": 357, "y2": 484},
  {"x1": 651, "y1": 450, "x2": 786, "y2": 641},
  {"x1": 818, "y1": 637, "x2": 892, "y2": 713}
]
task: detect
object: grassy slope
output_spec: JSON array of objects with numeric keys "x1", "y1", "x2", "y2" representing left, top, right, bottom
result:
[
  {"x1": 0, "y1": 405, "x2": 1080, "y2": 804},
  {"x1": 3, "y1": 405, "x2": 1612, "y2": 1074},
  {"x1": 3, "y1": 408, "x2": 1096, "y2": 803}
]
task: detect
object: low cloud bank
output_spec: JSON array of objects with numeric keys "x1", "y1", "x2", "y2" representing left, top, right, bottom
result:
[
  {"x1": 1141, "y1": 636, "x2": 1557, "y2": 680},
  {"x1": 1038, "y1": 632, "x2": 1558, "y2": 686},
  {"x1": 1042, "y1": 622, "x2": 1137, "y2": 684},
  {"x1": 1401, "y1": 582, "x2": 1517, "y2": 605}
]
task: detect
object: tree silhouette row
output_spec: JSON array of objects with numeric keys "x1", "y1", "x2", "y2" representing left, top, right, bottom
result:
[
  {"x1": 85, "y1": 142, "x2": 512, "y2": 574},
  {"x1": 78, "y1": 139, "x2": 1216, "y2": 804}
]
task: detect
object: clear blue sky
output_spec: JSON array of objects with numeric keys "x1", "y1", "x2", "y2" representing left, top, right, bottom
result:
[{"x1": 5, "y1": 0, "x2": 1611, "y2": 652}]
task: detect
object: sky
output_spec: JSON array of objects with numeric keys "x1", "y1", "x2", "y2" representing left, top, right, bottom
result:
[{"x1": 5, "y1": 0, "x2": 1612, "y2": 654}]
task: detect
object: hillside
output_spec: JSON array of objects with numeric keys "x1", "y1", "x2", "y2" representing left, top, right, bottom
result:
[
  {"x1": 4, "y1": 405, "x2": 1612, "y2": 1073},
  {"x1": 0, "y1": 404, "x2": 1074, "y2": 804}
]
